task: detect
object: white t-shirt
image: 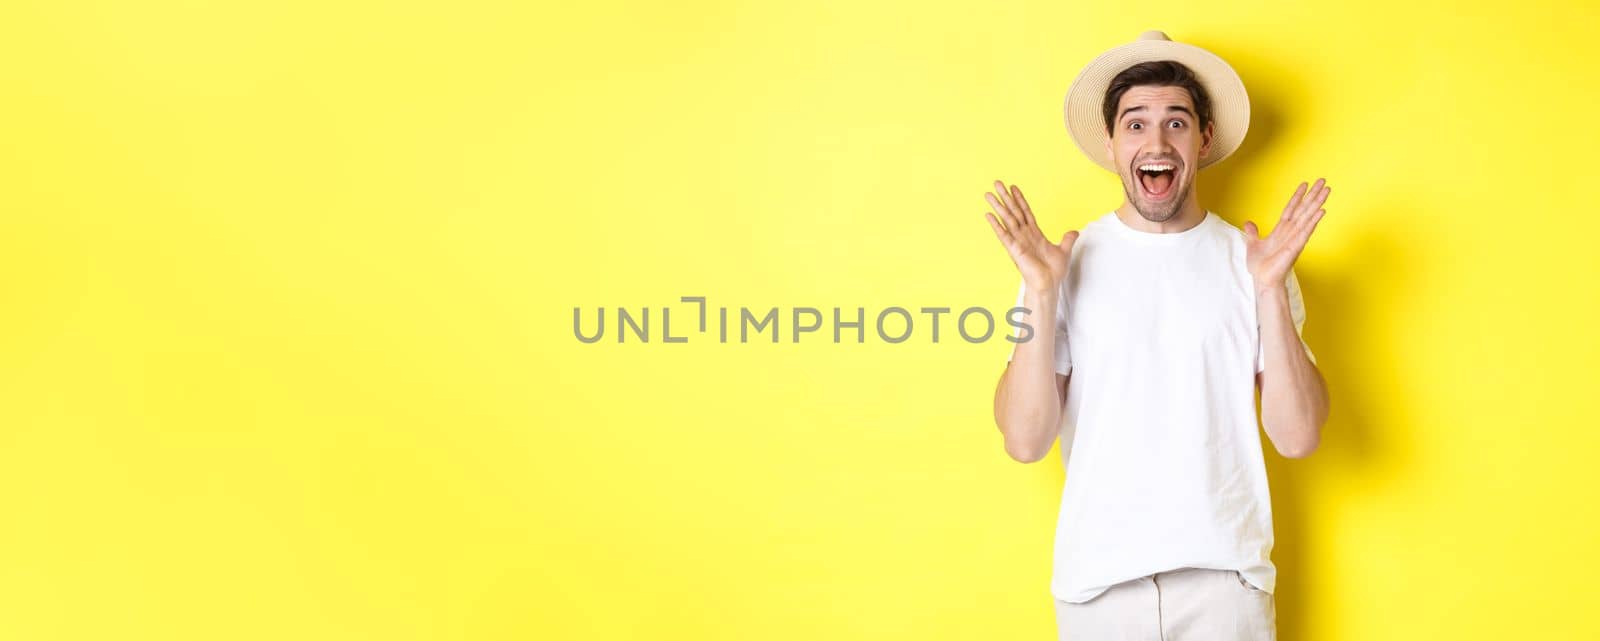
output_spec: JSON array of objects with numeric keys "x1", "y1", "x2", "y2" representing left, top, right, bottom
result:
[{"x1": 1006, "y1": 210, "x2": 1315, "y2": 604}]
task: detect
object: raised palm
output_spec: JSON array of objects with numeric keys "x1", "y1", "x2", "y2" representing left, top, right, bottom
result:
[
  {"x1": 983, "y1": 180, "x2": 1078, "y2": 292},
  {"x1": 1243, "y1": 178, "x2": 1330, "y2": 290}
]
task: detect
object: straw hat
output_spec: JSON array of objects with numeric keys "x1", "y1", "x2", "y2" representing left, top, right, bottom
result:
[{"x1": 1063, "y1": 30, "x2": 1250, "y2": 172}]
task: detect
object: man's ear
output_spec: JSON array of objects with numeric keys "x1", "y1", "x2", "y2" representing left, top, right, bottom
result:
[{"x1": 1199, "y1": 120, "x2": 1215, "y2": 159}]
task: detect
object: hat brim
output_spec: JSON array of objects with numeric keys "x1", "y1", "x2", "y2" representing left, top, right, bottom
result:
[{"x1": 1065, "y1": 39, "x2": 1250, "y2": 173}]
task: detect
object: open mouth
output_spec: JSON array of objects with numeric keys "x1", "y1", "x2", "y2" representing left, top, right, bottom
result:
[{"x1": 1135, "y1": 162, "x2": 1178, "y2": 201}]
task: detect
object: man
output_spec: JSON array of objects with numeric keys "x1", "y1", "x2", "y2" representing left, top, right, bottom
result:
[{"x1": 982, "y1": 31, "x2": 1331, "y2": 640}]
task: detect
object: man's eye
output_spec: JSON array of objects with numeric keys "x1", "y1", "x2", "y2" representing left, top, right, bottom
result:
[
  {"x1": 1168, "y1": 120, "x2": 1185, "y2": 129},
  {"x1": 1128, "y1": 122, "x2": 1143, "y2": 131}
]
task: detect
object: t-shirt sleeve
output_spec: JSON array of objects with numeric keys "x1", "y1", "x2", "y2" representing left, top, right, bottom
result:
[
  {"x1": 1258, "y1": 268, "x2": 1318, "y2": 373},
  {"x1": 1007, "y1": 279, "x2": 1072, "y2": 376}
]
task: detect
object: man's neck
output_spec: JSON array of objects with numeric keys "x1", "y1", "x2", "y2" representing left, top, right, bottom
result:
[{"x1": 1114, "y1": 198, "x2": 1206, "y2": 234}]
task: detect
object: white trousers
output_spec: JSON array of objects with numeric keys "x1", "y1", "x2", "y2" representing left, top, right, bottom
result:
[{"x1": 1053, "y1": 567, "x2": 1276, "y2": 641}]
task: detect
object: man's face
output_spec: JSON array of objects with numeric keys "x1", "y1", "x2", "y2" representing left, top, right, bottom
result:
[{"x1": 1104, "y1": 85, "x2": 1214, "y2": 223}]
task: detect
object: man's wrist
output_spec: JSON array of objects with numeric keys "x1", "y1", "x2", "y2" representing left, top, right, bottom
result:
[
  {"x1": 1023, "y1": 291, "x2": 1059, "y2": 315},
  {"x1": 1024, "y1": 281, "x2": 1060, "y2": 300},
  {"x1": 1255, "y1": 280, "x2": 1288, "y2": 300}
]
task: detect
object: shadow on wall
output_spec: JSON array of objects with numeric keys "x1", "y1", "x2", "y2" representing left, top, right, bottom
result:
[
  {"x1": 1260, "y1": 224, "x2": 1420, "y2": 641},
  {"x1": 1199, "y1": 37, "x2": 1424, "y2": 641}
]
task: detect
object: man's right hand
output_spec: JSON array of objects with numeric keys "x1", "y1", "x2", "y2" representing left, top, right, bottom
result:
[{"x1": 983, "y1": 180, "x2": 1079, "y2": 292}]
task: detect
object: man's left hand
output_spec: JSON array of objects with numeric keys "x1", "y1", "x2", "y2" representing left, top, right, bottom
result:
[{"x1": 1243, "y1": 178, "x2": 1330, "y2": 292}]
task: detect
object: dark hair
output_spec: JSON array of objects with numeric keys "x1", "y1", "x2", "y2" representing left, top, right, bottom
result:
[{"x1": 1101, "y1": 60, "x2": 1212, "y2": 135}]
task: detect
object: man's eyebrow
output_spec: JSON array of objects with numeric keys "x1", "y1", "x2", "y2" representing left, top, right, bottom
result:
[{"x1": 1119, "y1": 104, "x2": 1195, "y2": 122}]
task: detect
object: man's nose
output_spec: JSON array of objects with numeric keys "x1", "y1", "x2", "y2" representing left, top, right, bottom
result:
[{"x1": 1149, "y1": 126, "x2": 1175, "y2": 150}]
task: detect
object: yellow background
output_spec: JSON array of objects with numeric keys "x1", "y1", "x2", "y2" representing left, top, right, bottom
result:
[{"x1": 1, "y1": 1, "x2": 1596, "y2": 639}]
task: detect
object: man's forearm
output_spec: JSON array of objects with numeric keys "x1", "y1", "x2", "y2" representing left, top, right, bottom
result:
[
  {"x1": 1256, "y1": 283, "x2": 1329, "y2": 458},
  {"x1": 994, "y1": 287, "x2": 1065, "y2": 462}
]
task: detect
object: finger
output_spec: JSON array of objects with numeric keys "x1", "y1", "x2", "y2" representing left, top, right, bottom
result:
[
  {"x1": 1286, "y1": 207, "x2": 1327, "y2": 252},
  {"x1": 994, "y1": 181, "x2": 1033, "y2": 236},
  {"x1": 1282, "y1": 182, "x2": 1308, "y2": 221},
  {"x1": 1300, "y1": 208, "x2": 1327, "y2": 240},
  {"x1": 1243, "y1": 221, "x2": 1259, "y2": 239},
  {"x1": 1300, "y1": 179, "x2": 1328, "y2": 214},
  {"x1": 1011, "y1": 184, "x2": 1037, "y2": 230},
  {"x1": 985, "y1": 191, "x2": 1012, "y2": 228},
  {"x1": 986, "y1": 191, "x2": 1024, "y2": 233},
  {"x1": 993, "y1": 180, "x2": 1020, "y2": 216},
  {"x1": 1059, "y1": 230, "x2": 1079, "y2": 252},
  {"x1": 1290, "y1": 185, "x2": 1329, "y2": 235},
  {"x1": 1303, "y1": 182, "x2": 1330, "y2": 215},
  {"x1": 985, "y1": 211, "x2": 1012, "y2": 241}
]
